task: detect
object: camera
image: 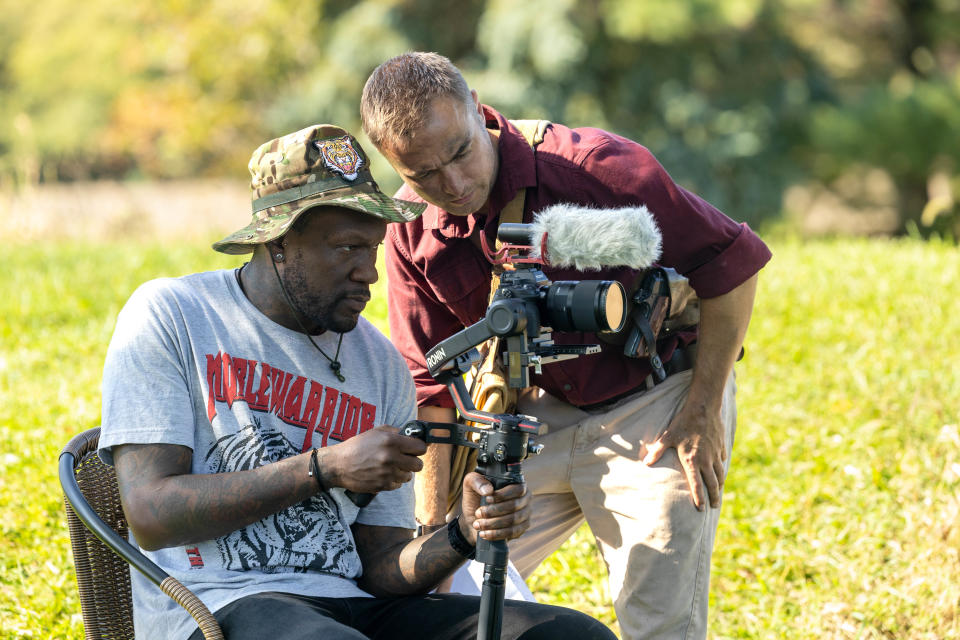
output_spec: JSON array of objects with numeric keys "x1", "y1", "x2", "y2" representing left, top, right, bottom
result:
[
  {"x1": 492, "y1": 223, "x2": 627, "y2": 333},
  {"x1": 425, "y1": 222, "x2": 628, "y2": 390}
]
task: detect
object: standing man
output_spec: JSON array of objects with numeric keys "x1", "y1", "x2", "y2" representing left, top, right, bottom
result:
[
  {"x1": 98, "y1": 124, "x2": 615, "y2": 640},
  {"x1": 361, "y1": 53, "x2": 772, "y2": 639}
]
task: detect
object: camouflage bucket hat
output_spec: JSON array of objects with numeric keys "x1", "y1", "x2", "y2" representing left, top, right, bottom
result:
[{"x1": 213, "y1": 124, "x2": 425, "y2": 254}]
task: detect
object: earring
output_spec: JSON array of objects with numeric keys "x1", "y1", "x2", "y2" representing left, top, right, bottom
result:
[{"x1": 274, "y1": 252, "x2": 285, "y2": 263}]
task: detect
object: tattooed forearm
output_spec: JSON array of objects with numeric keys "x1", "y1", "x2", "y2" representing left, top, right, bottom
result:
[
  {"x1": 353, "y1": 524, "x2": 469, "y2": 597},
  {"x1": 113, "y1": 443, "x2": 318, "y2": 550}
]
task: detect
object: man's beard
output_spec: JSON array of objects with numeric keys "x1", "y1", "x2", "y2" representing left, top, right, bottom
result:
[{"x1": 282, "y1": 268, "x2": 362, "y2": 334}]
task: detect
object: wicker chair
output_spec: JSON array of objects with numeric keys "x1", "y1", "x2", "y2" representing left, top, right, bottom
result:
[{"x1": 59, "y1": 427, "x2": 224, "y2": 640}]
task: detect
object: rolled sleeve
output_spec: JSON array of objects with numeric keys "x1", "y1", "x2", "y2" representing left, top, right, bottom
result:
[
  {"x1": 683, "y1": 222, "x2": 772, "y2": 298},
  {"x1": 576, "y1": 137, "x2": 771, "y2": 300}
]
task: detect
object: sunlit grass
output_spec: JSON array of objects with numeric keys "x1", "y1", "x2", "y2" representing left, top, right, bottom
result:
[
  {"x1": 526, "y1": 237, "x2": 960, "y2": 639},
  {"x1": 2, "y1": 237, "x2": 959, "y2": 638}
]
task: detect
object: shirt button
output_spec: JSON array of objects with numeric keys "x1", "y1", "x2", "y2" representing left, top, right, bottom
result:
[{"x1": 563, "y1": 384, "x2": 572, "y2": 391}]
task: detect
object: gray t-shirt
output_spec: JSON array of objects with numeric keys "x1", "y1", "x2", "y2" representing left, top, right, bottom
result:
[{"x1": 99, "y1": 269, "x2": 417, "y2": 640}]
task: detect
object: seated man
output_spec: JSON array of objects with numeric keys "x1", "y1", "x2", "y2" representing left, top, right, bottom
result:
[{"x1": 98, "y1": 124, "x2": 615, "y2": 640}]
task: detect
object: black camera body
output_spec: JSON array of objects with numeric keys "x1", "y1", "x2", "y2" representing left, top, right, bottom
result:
[
  {"x1": 424, "y1": 222, "x2": 627, "y2": 390},
  {"x1": 414, "y1": 222, "x2": 630, "y2": 498}
]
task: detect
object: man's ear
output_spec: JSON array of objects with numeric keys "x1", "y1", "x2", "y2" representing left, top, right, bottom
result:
[
  {"x1": 266, "y1": 239, "x2": 286, "y2": 263},
  {"x1": 471, "y1": 89, "x2": 482, "y2": 115}
]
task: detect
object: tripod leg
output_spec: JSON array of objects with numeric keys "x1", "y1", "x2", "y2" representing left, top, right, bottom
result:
[{"x1": 477, "y1": 539, "x2": 509, "y2": 640}]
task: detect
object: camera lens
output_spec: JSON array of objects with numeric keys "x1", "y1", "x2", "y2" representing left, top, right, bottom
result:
[{"x1": 542, "y1": 280, "x2": 626, "y2": 333}]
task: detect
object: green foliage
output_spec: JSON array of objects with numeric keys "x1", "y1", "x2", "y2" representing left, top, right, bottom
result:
[
  {"x1": 811, "y1": 81, "x2": 960, "y2": 180},
  {"x1": 469, "y1": 0, "x2": 959, "y2": 228},
  {"x1": 2, "y1": 0, "x2": 960, "y2": 229},
  {"x1": 3, "y1": 237, "x2": 960, "y2": 638},
  {"x1": 0, "y1": 0, "x2": 324, "y2": 181},
  {"x1": 809, "y1": 79, "x2": 960, "y2": 232}
]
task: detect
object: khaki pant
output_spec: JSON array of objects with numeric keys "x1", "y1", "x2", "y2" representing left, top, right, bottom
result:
[{"x1": 510, "y1": 370, "x2": 737, "y2": 640}]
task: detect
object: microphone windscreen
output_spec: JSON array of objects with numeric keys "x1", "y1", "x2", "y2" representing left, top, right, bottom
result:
[{"x1": 529, "y1": 203, "x2": 662, "y2": 271}]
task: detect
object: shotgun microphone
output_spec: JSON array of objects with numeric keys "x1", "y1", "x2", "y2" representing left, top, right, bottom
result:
[{"x1": 521, "y1": 203, "x2": 663, "y2": 271}]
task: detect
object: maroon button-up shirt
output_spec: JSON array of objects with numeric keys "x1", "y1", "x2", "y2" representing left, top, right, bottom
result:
[{"x1": 385, "y1": 106, "x2": 772, "y2": 409}]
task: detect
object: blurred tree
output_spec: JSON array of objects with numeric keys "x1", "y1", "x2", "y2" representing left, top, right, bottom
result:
[
  {"x1": 1, "y1": 0, "x2": 958, "y2": 233},
  {"x1": 468, "y1": 0, "x2": 832, "y2": 226},
  {"x1": 803, "y1": 0, "x2": 960, "y2": 234},
  {"x1": 99, "y1": 1, "x2": 324, "y2": 178},
  {"x1": 1, "y1": 0, "x2": 324, "y2": 182},
  {"x1": 0, "y1": 0, "x2": 32, "y2": 186},
  {"x1": 467, "y1": 0, "x2": 959, "y2": 231},
  {"x1": 1, "y1": 0, "x2": 137, "y2": 183}
]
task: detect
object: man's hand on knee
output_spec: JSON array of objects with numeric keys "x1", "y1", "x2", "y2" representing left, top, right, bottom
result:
[{"x1": 643, "y1": 405, "x2": 727, "y2": 510}]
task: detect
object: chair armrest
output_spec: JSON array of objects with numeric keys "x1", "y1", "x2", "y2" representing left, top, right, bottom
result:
[{"x1": 59, "y1": 437, "x2": 224, "y2": 640}]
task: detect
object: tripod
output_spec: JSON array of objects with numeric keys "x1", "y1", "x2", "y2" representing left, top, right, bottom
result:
[{"x1": 401, "y1": 378, "x2": 543, "y2": 640}]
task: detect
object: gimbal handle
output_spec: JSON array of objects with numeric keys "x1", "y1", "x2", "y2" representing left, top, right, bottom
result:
[
  {"x1": 399, "y1": 410, "x2": 541, "y2": 640},
  {"x1": 344, "y1": 378, "x2": 542, "y2": 509}
]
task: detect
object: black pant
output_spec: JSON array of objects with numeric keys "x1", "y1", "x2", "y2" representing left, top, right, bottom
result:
[{"x1": 188, "y1": 591, "x2": 616, "y2": 640}]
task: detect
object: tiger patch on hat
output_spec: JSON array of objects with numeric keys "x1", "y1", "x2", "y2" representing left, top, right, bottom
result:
[{"x1": 316, "y1": 136, "x2": 363, "y2": 181}]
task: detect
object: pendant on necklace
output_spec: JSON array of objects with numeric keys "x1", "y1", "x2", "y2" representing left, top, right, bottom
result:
[{"x1": 330, "y1": 361, "x2": 345, "y2": 383}]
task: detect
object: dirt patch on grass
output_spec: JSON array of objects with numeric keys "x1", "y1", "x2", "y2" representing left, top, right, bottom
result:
[{"x1": 1, "y1": 179, "x2": 251, "y2": 243}]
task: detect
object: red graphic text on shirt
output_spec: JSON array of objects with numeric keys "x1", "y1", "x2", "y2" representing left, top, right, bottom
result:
[{"x1": 205, "y1": 351, "x2": 376, "y2": 450}]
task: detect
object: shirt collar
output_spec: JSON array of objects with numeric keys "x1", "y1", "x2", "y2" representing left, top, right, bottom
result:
[{"x1": 424, "y1": 105, "x2": 538, "y2": 239}]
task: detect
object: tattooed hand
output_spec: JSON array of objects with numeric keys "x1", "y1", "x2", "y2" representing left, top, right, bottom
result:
[{"x1": 318, "y1": 425, "x2": 426, "y2": 494}]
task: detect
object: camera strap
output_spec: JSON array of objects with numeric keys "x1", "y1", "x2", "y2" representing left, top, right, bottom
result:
[{"x1": 623, "y1": 267, "x2": 671, "y2": 382}]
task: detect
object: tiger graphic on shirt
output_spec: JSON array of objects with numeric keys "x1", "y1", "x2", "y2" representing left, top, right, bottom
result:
[{"x1": 203, "y1": 416, "x2": 359, "y2": 577}]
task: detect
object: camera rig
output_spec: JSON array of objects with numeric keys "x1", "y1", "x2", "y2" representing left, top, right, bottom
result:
[
  {"x1": 422, "y1": 222, "x2": 627, "y2": 390},
  {"x1": 399, "y1": 222, "x2": 628, "y2": 640}
]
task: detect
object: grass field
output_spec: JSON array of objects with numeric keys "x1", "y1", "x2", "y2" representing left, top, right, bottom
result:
[{"x1": 2, "y1": 235, "x2": 959, "y2": 638}]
